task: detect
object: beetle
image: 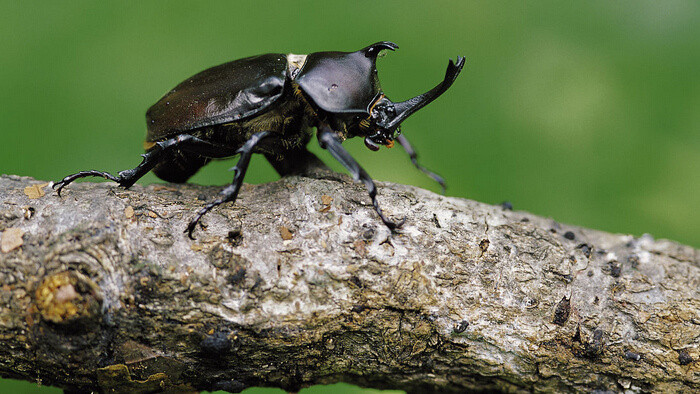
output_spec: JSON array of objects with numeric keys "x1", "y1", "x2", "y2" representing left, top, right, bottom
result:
[{"x1": 54, "y1": 42, "x2": 465, "y2": 238}]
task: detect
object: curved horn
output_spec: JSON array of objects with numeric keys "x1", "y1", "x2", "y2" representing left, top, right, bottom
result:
[
  {"x1": 385, "y1": 56, "x2": 465, "y2": 131},
  {"x1": 361, "y1": 41, "x2": 399, "y2": 58}
]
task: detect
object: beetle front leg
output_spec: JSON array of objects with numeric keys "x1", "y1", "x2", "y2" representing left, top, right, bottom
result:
[
  {"x1": 395, "y1": 134, "x2": 446, "y2": 194},
  {"x1": 317, "y1": 125, "x2": 404, "y2": 230},
  {"x1": 185, "y1": 131, "x2": 271, "y2": 239}
]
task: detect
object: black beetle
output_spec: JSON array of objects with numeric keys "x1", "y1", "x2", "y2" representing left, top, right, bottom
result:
[{"x1": 54, "y1": 42, "x2": 465, "y2": 238}]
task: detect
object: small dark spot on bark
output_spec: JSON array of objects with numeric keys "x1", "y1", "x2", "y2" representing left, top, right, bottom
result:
[
  {"x1": 628, "y1": 254, "x2": 640, "y2": 269},
  {"x1": 227, "y1": 230, "x2": 242, "y2": 246},
  {"x1": 351, "y1": 305, "x2": 367, "y2": 313},
  {"x1": 585, "y1": 329, "x2": 604, "y2": 359},
  {"x1": 200, "y1": 331, "x2": 231, "y2": 356},
  {"x1": 596, "y1": 248, "x2": 607, "y2": 255},
  {"x1": 500, "y1": 201, "x2": 513, "y2": 211},
  {"x1": 520, "y1": 217, "x2": 529, "y2": 222},
  {"x1": 624, "y1": 350, "x2": 642, "y2": 361},
  {"x1": 577, "y1": 243, "x2": 592, "y2": 258},
  {"x1": 564, "y1": 231, "x2": 575, "y2": 240},
  {"x1": 479, "y1": 239, "x2": 490, "y2": 254},
  {"x1": 362, "y1": 227, "x2": 375, "y2": 240},
  {"x1": 349, "y1": 275, "x2": 363, "y2": 288},
  {"x1": 593, "y1": 296, "x2": 599, "y2": 305},
  {"x1": 572, "y1": 326, "x2": 581, "y2": 342},
  {"x1": 678, "y1": 349, "x2": 694, "y2": 365},
  {"x1": 587, "y1": 270, "x2": 594, "y2": 277},
  {"x1": 432, "y1": 213, "x2": 441, "y2": 228},
  {"x1": 227, "y1": 267, "x2": 246, "y2": 286},
  {"x1": 553, "y1": 296, "x2": 571, "y2": 325},
  {"x1": 604, "y1": 260, "x2": 622, "y2": 277},
  {"x1": 454, "y1": 320, "x2": 469, "y2": 333},
  {"x1": 549, "y1": 228, "x2": 557, "y2": 234},
  {"x1": 610, "y1": 262, "x2": 622, "y2": 277},
  {"x1": 197, "y1": 193, "x2": 208, "y2": 201}
]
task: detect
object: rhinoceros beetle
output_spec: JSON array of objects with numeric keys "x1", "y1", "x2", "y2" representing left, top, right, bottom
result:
[{"x1": 54, "y1": 42, "x2": 465, "y2": 238}]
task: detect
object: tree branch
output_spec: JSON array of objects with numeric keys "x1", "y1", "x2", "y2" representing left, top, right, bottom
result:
[{"x1": 0, "y1": 174, "x2": 697, "y2": 393}]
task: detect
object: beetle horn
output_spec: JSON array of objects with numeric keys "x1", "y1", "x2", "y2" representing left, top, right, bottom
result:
[
  {"x1": 361, "y1": 41, "x2": 399, "y2": 58},
  {"x1": 384, "y1": 56, "x2": 466, "y2": 131}
]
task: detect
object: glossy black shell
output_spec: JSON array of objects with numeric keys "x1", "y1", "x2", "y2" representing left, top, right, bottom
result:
[
  {"x1": 146, "y1": 43, "x2": 393, "y2": 143},
  {"x1": 146, "y1": 53, "x2": 288, "y2": 142},
  {"x1": 295, "y1": 50, "x2": 382, "y2": 114}
]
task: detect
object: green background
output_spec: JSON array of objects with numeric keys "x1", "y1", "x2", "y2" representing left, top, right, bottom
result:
[{"x1": 1, "y1": 1, "x2": 698, "y2": 393}]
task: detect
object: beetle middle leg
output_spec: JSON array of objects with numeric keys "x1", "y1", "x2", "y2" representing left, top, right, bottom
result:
[
  {"x1": 317, "y1": 125, "x2": 404, "y2": 230},
  {"x1": 395, "y1": 134, "x2": 446, "y2": 194},
  {"x1": 53, "y1": 134, "x2": 235, "y2": 195},
  {"x1": 185, "y1": 131, "x2": 271, "y2": 239}
]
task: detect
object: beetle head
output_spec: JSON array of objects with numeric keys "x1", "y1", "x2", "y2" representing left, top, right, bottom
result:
[
  {"x1": 360, "y1": 96, "x2": 399, "y2": 151},
  {"x1": 360, "y1": 57, "x2": 466, "y2": 150}
]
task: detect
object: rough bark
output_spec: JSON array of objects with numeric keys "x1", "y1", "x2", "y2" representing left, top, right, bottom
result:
[{"x1": 0, "y1": 174, "x2": 698, "y2": 393}]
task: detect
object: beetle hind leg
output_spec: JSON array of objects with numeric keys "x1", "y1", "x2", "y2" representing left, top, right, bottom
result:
[
  {"x1": 54, "y1": 152, "x2": 159, "y2": 196},
  {"x1": 185, "y1": 131, "x2": 271, "y2": 239},
  {"x1": 53, "y1": 134, "x2": 233, "y2": 195},
  {"x1": 53, "y1": 170, "x2": 121, "y2": 195}
]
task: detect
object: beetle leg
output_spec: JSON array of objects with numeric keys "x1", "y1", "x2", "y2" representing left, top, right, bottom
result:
[
  {"x1": 395, "y1": 134, "x2": 446, "y2": 194},
  {"x1": 317, "y1": 125, "x2": 404, "y2": 230},
  {"x1": 185, "y1": 131, "x2": 271, "y2": 239},
  {"x1": 53, "y1": 134, "x2": 234, "y2": 195},
  {"x1": 53, "y1": 171, "x2": 121, "y2": 195}
]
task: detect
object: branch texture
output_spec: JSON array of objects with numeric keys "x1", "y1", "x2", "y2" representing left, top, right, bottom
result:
[{"x1": 0, "y1": 174, "x2": 698, "y2": 393}]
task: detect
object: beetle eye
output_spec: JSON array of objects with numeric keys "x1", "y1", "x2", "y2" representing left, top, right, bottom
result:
[{"x1": 364, "y1": 137, "x2": 380, "y2": 151}]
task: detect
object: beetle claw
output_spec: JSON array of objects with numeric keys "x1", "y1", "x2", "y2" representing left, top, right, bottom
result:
[
  {"x1": 185, "y1": 220, "x2": 198, "y2": 240},
  {"x1": 380, "y1": 215, "x2": 406, "y2": 231},
  {"x1": 52, "y1": 181, "x2": 66, "y2": 197}
]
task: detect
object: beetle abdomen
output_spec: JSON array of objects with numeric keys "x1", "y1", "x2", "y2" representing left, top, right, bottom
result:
[
  {"x1": 152, "y1": 151, "x2": 209, "y2": 183},
  {"x1": 146, "y1": 54, "x2": 288, "y2": 141}
]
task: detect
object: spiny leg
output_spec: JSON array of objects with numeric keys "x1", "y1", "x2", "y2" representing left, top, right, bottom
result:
[
  {"x1": 185, "y1": 131, "x2": 271, "y2": 239},
  {"x1": 53, "y1": 134, "x2": 234, "y2": 195},
  {"x1": 317, "y1": 124, "x2": 404, "y2": 230},
  {"x1": 396, "y1": 134, "x2": 446, "y2": 194}
]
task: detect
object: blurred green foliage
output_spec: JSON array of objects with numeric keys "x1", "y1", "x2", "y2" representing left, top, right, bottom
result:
[{"x1": 1, "y1": 1, "x2": 698, "y2": 393}]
